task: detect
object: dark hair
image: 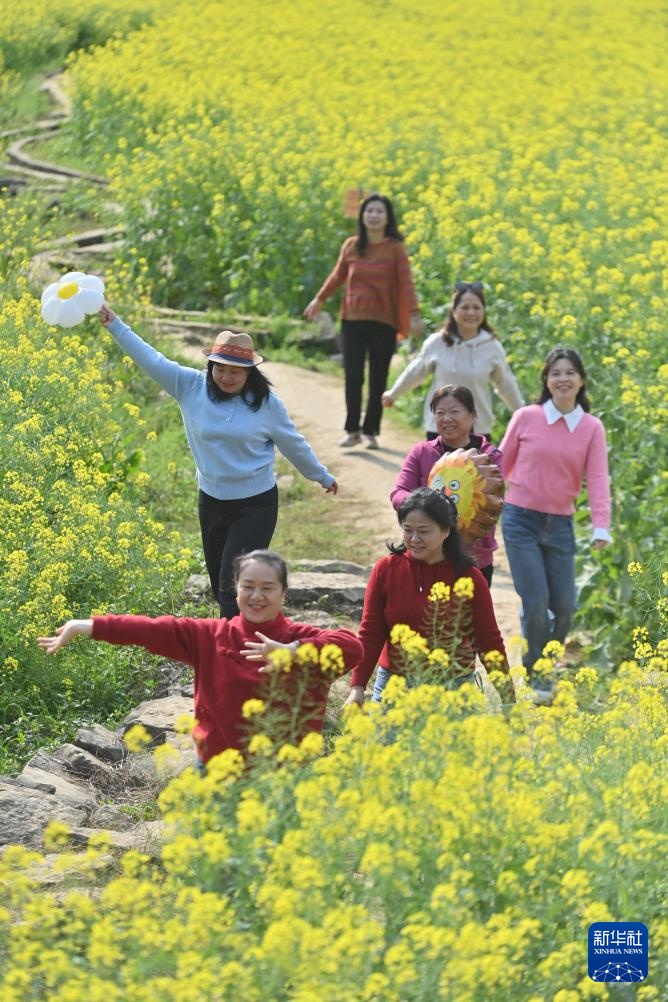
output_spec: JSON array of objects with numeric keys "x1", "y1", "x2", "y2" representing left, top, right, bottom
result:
[
  {"x1": 355, "y1": 193, "x2": 404, "y2": 256},
  {"x1": 233, "y1": 549, "x2": 288, "y2": 589},
  {"x1": 206, "y1": 362, "x2": 272, "y2": 410},
  {"x1": 442, "y1": 282, "x2": 496, "y2": 346},
  {"x1": 389, "y1": 488, "x2": 474, "y2": 574},
  {"x1": 537, "y1": 347, "x2": 590, "y2": 412},
  {"x1": 429, "y1": 384, "x2": 476, "y2": 415}
]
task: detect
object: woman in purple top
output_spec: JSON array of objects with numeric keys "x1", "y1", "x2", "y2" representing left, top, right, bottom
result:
[{"x1": 390, "y1": 384, "x2": 502, "y2": 585}]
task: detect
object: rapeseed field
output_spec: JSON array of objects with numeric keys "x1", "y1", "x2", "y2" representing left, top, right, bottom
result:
[{"x1": 0, "y1": 2, "x2": 666, "y2": 997}]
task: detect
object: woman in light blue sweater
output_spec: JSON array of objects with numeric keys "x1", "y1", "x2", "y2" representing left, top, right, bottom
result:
[{"x1": 99, "y1": 306, "x2": 338, "y2": 617}]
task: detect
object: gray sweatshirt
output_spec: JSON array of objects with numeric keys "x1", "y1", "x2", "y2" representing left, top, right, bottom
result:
[{"x1": 386, "y1": 328, "x2": 524, "y2": 434}]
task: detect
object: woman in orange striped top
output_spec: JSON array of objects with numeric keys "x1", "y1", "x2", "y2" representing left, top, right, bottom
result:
[{"x1": 304, "y1": 193, "x2": 422, "y2": 450}]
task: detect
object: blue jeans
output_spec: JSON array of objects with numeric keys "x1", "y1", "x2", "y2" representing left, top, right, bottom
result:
[
  {"x1": 372, "y1": 666, "x2": 480, "y2": 702},
  {"x1": 502, "y1": 503, "x2": 576, "y2": 672}
]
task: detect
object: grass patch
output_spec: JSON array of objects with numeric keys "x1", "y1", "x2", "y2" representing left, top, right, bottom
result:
[
  {"x1": 0, "y1": 72, "x2": 54, "y2": 130},
  {"x1": 24, "y1": 127, "x2": 107, "y2": 174},
  {"x1": 272, "y1": 459, "x2": 378, "y2": 565}
]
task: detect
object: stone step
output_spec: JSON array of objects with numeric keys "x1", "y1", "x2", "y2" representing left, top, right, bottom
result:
[
  {"x1": 0, "y1": 782, "x2": 90, "y2": 848},
  {"x1": 185, "y1": 559, "x2": 369, "y2": 610},
  {"x1": 287, "y1": 571, "x2": 366, "y2": 608},
  {"x1": 17, "y1": 766, "x2": 97, "y2": 811},
  {"x1": 122, "y1": 695, "x2": 194, "y2": 743},
  {"x1": 75, "y1": 723, "x2": 128, "y2": 763}
]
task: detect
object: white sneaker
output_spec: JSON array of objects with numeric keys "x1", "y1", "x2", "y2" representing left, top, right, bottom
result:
[
  {"x1": 340, "y1": 432, "x2": 362, "y2": 447},
  {"x1": 363, "y1": 434, "x2": 379, "y2": 450}
]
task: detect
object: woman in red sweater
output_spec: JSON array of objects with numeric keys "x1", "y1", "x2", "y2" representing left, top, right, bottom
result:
[
  {"x1": 346, "y1": 489, "x2": 509, "y2": 707},
  {"x1": 38, "y1": 551, "x2": 363, "y2": 765},
  {"x1": 304, "y1": 193, "x2": 421, "y2": 450}
]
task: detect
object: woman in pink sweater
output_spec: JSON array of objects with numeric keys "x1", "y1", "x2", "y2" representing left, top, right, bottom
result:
[
  {"x1": 499, "y1": 348, "x2": 612, "y2": 699},
  {"x1": 38, "y1": 550, "x2": 363, "y2": 765},
  {"x1": 304, "y1": 193, "x2": 421, "y2": 450}
]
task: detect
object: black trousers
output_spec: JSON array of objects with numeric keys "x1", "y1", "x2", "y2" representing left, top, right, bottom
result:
[
  {"x1": 341, "y1": 320, "x2": 397, "y2": 435},
  {"x1": 198, "y1": 486, "x2": 279, "y2": 618}
]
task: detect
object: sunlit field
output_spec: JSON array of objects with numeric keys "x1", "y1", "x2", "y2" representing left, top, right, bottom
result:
[{"x1": 0, "y1": 1, "x2": 666, "y2": 997}]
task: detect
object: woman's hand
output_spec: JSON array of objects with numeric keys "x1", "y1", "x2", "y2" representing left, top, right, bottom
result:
[
  {"x1": 381, "y1": 391, "x2": 394, "y2": 407},
  {"x1": 242, "y1": 632, "x2": 299, "y2": 672},
  {"x1": 37, "y1": 619, "x2": 93, "y2": 654},
  {"x1": 344, "y1": 685, "x2": 365, "y2": 708},
  {"x1": 303, "y1": 298, "x2": 322, "y2": 321},
  {"x1": 98, "y1": 304, "x2": 117, "y2": 326},
  {"x1": 592, "y1": 539, "x2": 609, "y2": 551},
  {"x1": 325, "y1": 480, "x2": 339, "y2": 495},
  {"x1": 409, "y1": 315, "x2": 423, "y2": 337}
]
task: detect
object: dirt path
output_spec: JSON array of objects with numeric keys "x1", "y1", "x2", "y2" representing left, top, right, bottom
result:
[{"x1": 177, "y1": 343, "x2": 521, "y2": 647}]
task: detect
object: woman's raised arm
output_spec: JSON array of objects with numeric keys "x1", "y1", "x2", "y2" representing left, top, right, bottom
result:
[
  {"x1": 37, "y1": 619, "x2": 93, "y2": 654},
  {"x1": 98, "y1": 305, "x2": 198, "y2": 399}
]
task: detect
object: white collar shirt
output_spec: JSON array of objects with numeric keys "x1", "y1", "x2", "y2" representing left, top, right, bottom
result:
[{"x1": 543, "y1": 399, "x2": 584, "y2": 432}]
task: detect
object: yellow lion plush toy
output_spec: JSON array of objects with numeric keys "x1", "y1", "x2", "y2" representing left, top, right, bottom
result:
[{"x1": 427, "y1": 448, "x2": 504, "y2": 541}]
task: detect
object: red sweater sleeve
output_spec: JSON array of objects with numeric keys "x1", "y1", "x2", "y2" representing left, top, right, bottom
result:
[
  {"x1": 92, "y1": 614, "x2": 212, "y2": 666},
  {"x1": 288, "y1": 623, "x2": 363, "y2": 677},
  {"x1": 352, "y1": 561, "x2": 389, "y2": 687},
  {"x1": 390, "y1": 444, "x2": 424, "y2": 510},
  {"x1": 316, "y1": 239, "x2": 352, "y2": 303}
]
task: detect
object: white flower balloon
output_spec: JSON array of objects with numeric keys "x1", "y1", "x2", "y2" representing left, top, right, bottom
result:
[{"x1": 41, "y1": 271, "x2": 105, "y2": 328}]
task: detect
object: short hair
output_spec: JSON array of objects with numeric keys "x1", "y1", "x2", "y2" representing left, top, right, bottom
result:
[
  {"x1": 430, "y1": 384, "x2": 476, "y2": 414},
  {"x1": 233, "y1": 549, "x2": 288, "y2": 589}
]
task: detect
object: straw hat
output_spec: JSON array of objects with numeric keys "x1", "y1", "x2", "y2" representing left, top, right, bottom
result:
[{"x1": 203, "y1": 330, "x2": 263, "y2": 366}]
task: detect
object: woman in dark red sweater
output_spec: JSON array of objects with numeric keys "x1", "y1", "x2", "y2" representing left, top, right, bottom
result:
[
  {"x1": 346, "y1": 489, "x2": 509, "y2": 706},
  {"x1": 304, "y1": 193, "x2": 421, "y2": 450},
  {"x1": 38, "y1": 551, "x2": 363, "y2": 764}
]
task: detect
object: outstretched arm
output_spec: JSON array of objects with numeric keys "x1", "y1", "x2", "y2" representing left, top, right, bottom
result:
[
  {"x1": 270, "y1": 395, "x2": 337, "y2": 489},
  {"x1": 37, "y1": 619, "x2": 93, "y2": 654},
  {"x1": 97, "y1": 304, "x2": 198, "y2": 399},
  {"x1": 243, "y1": 626, "x2": 363, "y2": 676},
  {"x1": 40, "y1": 614, "x2": 205, "y2": 667},
  {"x1": 383, "y1": 338, "x2": 435, "y2": 404}
]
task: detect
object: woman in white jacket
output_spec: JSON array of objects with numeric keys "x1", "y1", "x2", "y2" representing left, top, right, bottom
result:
[{"x1": 382, "y1": 282, "x2": 524, "y2": 439}]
